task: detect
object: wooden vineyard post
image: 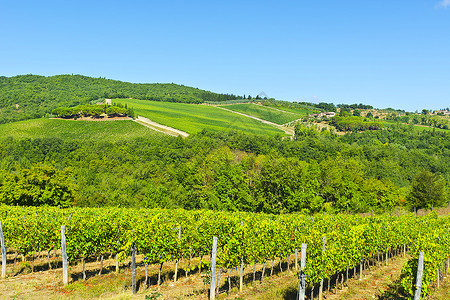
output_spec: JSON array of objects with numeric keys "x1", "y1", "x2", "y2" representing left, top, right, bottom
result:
[
  {"x1": 294, "y1": 227, "x2": 298, "y2": 271},
  {"x1": 447, "y1": 258, "x2": 449, "y2": 276},
  {"x1": 239, "y1": 221, "x2": 244, "y2": 293},
  {"x1": 0, "y1": 222, "x2": 6, "y2": 279},
  {"x1": 115, "y1": 253, "x2": 119, "y2": 273},
  {"x1": 414, "y1": 251, "x2": 424, "y2": 300},
  {"x1": 130, "y1": 229, "x2": 136, "y2": 294},
  {"x1": 359, "y1": 259, "x2": 363, "y2": 280},
  {"x1": 437, "y1": 268, "x2": 440, "y2": 289},
  {"x1": 61, "y1": 225, "x2": 68, "y2": 285},
  {"x1": 319, "y1": 236, "x2": 326, "y2": 300},
  {"x1": 131, "y1": 243, "x2": 136, "y2": 294},
  {"x1": 297, "y1": 243, "x2": 307, "y2": 300},
  {"x1": 210, "y1": 236, "x2": 218, "y2": 300},
  {"x1": 174, "y1": 226, "x2": 181, "y2": 282},
  {"x1": 239, "y1": 258, "x2": 244, "y2": 292}
]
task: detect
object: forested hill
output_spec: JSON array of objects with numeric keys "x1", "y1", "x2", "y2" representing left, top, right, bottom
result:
[{"x1": 0, "y1": 74, "x2": 241, "y2": 124}]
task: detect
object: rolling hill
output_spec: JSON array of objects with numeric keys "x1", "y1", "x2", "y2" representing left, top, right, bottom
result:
[
  {"x1": 0, "y1": 74, "x2": 242, "y2": 124},
  {"x1": 0, "y1": 118, "x2": 163, "y2": 142},
  {"x1": 114, "y1": 98, "x2": 287, "y2": 136}
]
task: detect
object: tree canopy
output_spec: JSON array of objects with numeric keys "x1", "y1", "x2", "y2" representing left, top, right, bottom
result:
[
  {"x1": 0, "y1": 124, "x2": 448, "y2": 213},
  {"x1": 407, "y1": 170, "x2": 447, "y2": 209},
  {"x1": 0, "y1": 165, "x2": 76, "y2": 207}
]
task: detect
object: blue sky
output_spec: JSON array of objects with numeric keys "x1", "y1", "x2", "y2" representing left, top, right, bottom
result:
[{"x1": 1, "y1": 0, "x2": 449, "y2": 112}]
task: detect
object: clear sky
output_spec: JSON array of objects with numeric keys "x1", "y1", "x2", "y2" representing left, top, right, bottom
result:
[{"x1": 1, "y1": 0, "x2": 449, "y2": 112}]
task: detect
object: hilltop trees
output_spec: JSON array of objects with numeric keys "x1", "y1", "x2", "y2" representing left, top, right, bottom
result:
[
  {"x1": 52, "y1": 104, "x2": 128, "y2": 119},
  {"x1": 407, "y1": 170, "x2": 446, "y2": 209}
]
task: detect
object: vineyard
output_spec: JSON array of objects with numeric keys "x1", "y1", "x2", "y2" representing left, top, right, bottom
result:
[
  {"x1": 0, "y1": 118, "x2": 162, "y2": 142},
  {"x1": 218, "y1": 103, "x2": 304, "y2": 125},
  {"x1": 0, "y1": 205, "x2": 449, "y2": 299},
  {"x1": 113, "y1": 98, "x2": 286, "y2": 136}
]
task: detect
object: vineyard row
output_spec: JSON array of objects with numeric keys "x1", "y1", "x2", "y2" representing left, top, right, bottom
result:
[{"x1": 0, "y1": 206, "x2": 448, "y2": 297}]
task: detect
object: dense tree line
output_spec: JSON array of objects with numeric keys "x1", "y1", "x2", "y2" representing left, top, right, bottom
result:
[
  {"x1": 0, "y1": 74, "x2": 241, "y2": 124},
  {"x1": 337, "y1": 103, "x2": 374, "y2": 110},
  {"x1": 52, "y1": 104, "x2": 132, "y2": 119},
  {"x1": 292, "y1": 102, "x2": 372, "y2": 112},
  {"x1": 293, "y1": 101, "x2": 336, "y2": 112},
  {"x1": 329, "y1": 116, "x2": 384, "y2": 131},
  {"x1": 384, "y1": 113, "x2": 449, "y2": 130},
  {"x1": 0, "y1": 126, "x2": 448, "y2": 213}
]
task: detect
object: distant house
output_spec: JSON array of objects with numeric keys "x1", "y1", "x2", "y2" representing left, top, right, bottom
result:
[
  {"x1": 105, "y1": 99, "x2": 112, "y2": 105},
  {"x1": 436, "y1": 110, "x2": 450, "y2": 116},
  {"x1": 309, "y1": 112, "x2": 335, "y2": 119}
]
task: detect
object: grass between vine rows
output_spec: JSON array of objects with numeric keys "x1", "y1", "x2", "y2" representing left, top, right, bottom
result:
[{"x1": 1, "y1": 248, "x2": 449, "y2": 299}]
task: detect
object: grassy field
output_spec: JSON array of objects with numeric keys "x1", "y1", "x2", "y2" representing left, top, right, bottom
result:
[
  {"x1": 220, "y1": 103, "x2": 303, "y2": 125},
  {"x1": 1, "y1": 118, "x2": 163, "y2": 142},
  {"x1": 115, "y1": 98, "x2": 286, "y2": 136}
]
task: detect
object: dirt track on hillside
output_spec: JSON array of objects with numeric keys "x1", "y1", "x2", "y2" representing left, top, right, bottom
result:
[
  {"x1": 134, "y1": 116, "x2": 189, "y2": 137},
  {"x1": 216, "y1": 106, "x2": 295, "y2": 136}
]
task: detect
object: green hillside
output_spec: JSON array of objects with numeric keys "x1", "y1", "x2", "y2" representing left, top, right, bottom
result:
[
  {"x1": 0, "y1": 74, "x2": 242, "y2": 124},
  {"x1": 222, "y1": 103, "x2": 306, "y2": 124},
  {"x1": 115, "y1": 98, "x2": 286, "y2": 136},
  {"x1": 0, "y1": 118, "x2": 162, "y2": 142}
]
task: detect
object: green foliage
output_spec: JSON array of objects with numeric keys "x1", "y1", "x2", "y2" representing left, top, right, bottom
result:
[
  {"x1": 352, "y1": 109, "x2": 361, "y2": 116},
  {"x1": 384, "y1": 112, "x2": 449, "y2": 130},
  {"x1": 105, "y1": 106, "x2": 127, "y2": 117},
  {"x1": 0, "y1": 122, "x2": 448, "y2": 213},
  {"x1": 0, "y1": 74, "x2": 241, "y2": 124},
  {"x1": 400, "y1": 214, "x2": 450, "y2": 297},
  {"x1": 314, "y1": 102, "x2": 337, "y2": 112},
  {"x1": 406, "y1": 170, "x2": 446, "y2": 209},
  {"x1": 0, "y1": 205, "x2": 446, "y2": 292},
  {"x1": 52, "y1": 104, "x2": 128, "y2": 119},
  {"x1": 294, "y1": 124, "x2": 319, "y2": 138},
  {"x1": 337, "y1": 103, "x2": 374, "y2": 110},
  {"x1": 52, "y1": 105, "x2": 116, "y2": 119},
  {"x1": 329, "y1": 116, "x2": 383, "y2": 132},
  {"x1": 145, "y1": 293, "x2": 163, "y2": 300},
  {"x1": 0, "y1": 165, "x2": 77, "y2": 207}
]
